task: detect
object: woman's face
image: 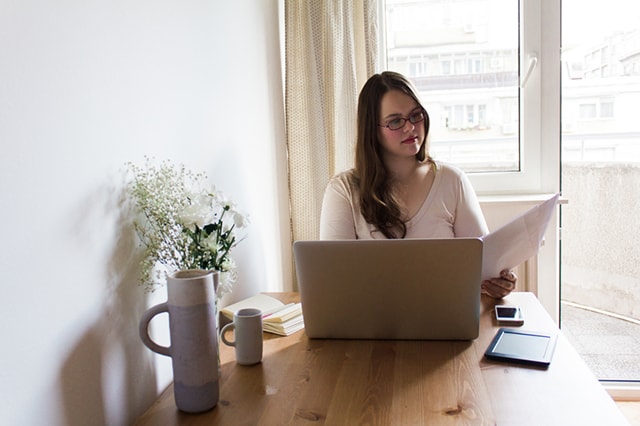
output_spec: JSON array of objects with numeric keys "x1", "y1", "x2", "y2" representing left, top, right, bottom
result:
[{"x1": 377, "y1": 89, "x2": 426, "y2": 161}]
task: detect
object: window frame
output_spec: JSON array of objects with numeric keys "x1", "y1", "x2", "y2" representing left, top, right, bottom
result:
[
  {"x1": 376, "y1": 0, "x2": 561, "y2": 320},
  {"x1": 377, "y1": 0, "x2": 561, "y2": 318},
  {"x1": 377, "y1": 0, "x2": 640, "y2": 396},
  {"x1": 377, "y1": 0, "x2": 560, "y2": 196}
]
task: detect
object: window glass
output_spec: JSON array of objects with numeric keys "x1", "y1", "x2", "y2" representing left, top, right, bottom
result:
[
  {"x1": 561, "y1": 0, "x2": 640, "y2": 383},
  {"x1": 384, "y1": 0, "x2": 519, "y2": 173}
]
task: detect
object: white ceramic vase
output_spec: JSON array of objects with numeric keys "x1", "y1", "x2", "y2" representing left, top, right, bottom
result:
[{"x1": 139, "y1": 269, "x2": 220, "y2": 413}]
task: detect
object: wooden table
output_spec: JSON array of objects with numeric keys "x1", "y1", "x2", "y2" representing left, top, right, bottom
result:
[{"x1": 135, "y1": 292, "x2": 628, "y2": 425}]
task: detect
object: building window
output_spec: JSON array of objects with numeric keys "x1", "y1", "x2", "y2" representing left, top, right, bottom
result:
[
  {"x1": 600, "y1": 101, "x2": 614, "y2": 118},
  {"x1": 579, "y1": 103, "x2": 597, "y2": 119}
]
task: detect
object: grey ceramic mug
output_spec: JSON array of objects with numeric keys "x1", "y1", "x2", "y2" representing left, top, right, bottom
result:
[{"x1": 220, "y1": 308, "x2": 263, "y2": 365}]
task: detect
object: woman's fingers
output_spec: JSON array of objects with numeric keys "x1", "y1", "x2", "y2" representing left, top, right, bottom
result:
[
  {"x1": 482, "y1": 270, "x2": 517, "y2": 298},
  {"x1": 500, "y1": 269, "x2": 517, "y2": 282}
]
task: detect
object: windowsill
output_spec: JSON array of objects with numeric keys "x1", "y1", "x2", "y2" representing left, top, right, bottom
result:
[
  {"x1": 605, "y1": 381, "x2": 640, "y2": 401},
  {"x1": 478, "y1": 193, "x2": 567, "y2": 205}
]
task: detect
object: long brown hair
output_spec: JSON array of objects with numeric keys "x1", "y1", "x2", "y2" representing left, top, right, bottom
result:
[{"x1": 350, "y1": 71, "x2": 432, "y2": 238}]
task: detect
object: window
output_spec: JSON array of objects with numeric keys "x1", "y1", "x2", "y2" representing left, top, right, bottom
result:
[
  {"x1": 561, "y1": 0, "x2": 640, "y2": 386},
  {"x1": 478, "y1": 104, "x2": 487, "y2": 127},
  {"x1": 380, "y1": 0, "x2": 561, "y2": 327},
  {"x1": 443, "y1": 61, "x2": 452, "y2": 74},
  {"x1": 579, "y1": 103, "x2": 597, "y2": 119},
  {"x1": 600, "y1": 101, "x2": 614, "y2": 118},
  {"x1": 382, "y1": 0, "x2": 557, "y2": 194},
  {"x1": 381, "y1": 0, "x2": 640, "y2": 390}
]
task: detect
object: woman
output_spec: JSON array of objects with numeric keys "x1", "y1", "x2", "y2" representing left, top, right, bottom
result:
[{"x1": 319, "y1": 71, "x2": 516, "y2": 299}]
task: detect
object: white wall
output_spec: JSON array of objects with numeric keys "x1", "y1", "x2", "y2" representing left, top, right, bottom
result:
[{"x1": 0, "y1": 1, "x2": 289, "y2": 424}]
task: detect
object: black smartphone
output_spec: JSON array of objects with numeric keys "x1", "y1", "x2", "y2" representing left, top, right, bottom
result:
[{"x1": 495, "y1": 305, "x2": 524, "y2": 326}]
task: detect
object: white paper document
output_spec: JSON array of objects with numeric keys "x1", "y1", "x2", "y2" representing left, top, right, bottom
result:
[{"x1": 481, "y1": 193, "x2": 560, "y2": 281}]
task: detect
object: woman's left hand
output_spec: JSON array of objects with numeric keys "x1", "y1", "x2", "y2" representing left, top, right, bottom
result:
[{"x1": 481, "y1": 269, "x2": 517, "y2": 299}]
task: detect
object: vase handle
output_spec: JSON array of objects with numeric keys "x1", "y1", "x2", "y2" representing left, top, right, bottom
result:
[{"x1": 139, "y1": 302, "x2": 171, "y2": 357}]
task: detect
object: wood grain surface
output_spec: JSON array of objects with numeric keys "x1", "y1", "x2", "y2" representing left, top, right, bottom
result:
[{"x1": 135, "y1": 292, "x2": 627, "y2": 425}]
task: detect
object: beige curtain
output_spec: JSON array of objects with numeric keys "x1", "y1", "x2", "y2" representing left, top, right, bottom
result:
[{"x1": 285, "y1": 0, "x2": 378, "y2": 244}]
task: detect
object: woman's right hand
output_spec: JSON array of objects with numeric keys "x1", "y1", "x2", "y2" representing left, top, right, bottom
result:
[{"x1": 481, "y1": 269, "x2": 517, "y2": 299}]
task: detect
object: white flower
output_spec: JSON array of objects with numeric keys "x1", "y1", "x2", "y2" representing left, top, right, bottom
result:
[
  {"x1": 179, "y1": 200, "x2": 215, "y2": 231},
  {"x1": 233, "y1": 211, "x2": 248, "y2": 228},
  {"x1": 127, "y1": 158, "x2": 248, "y2": 294},
  {"x1": 202, "y1": 233, "x2": 220, "y2": 252}
]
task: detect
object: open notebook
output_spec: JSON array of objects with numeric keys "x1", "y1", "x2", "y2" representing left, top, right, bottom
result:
[{"x1": 293, "y1": 238, "x2": 483, "y2": 340}]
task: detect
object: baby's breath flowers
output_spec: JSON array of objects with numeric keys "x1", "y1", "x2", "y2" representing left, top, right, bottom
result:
[{"x1": 126, "y1": 158, "x2": 248, "y2": 295}]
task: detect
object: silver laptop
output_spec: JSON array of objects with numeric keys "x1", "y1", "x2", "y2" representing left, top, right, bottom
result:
[{"x1": 293, "y1": 238, "x2": 483, "y2": 340}]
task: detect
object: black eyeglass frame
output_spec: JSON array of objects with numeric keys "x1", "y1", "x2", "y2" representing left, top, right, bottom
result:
[{"x1": 377, "y1": 109, "x2": 427, "y2": 131}]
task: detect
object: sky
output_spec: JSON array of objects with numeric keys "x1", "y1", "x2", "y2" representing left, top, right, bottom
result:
[{"x1": 563, "y1": 0, "x2": 640, "y2": 46}]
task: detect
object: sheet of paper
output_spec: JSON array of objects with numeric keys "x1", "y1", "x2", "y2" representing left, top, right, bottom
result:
[{"x1": 481, "y1": 193, "x2": 560, "y2": 281}]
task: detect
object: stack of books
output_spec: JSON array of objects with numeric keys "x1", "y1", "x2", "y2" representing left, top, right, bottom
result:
[{"x1": 220, "y1": 294, "x2": 304, "y2": 336}]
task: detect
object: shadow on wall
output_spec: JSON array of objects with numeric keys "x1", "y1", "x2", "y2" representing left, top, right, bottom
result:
[
  {"x1": 58, "y1": 180, "x2": 158, "y2": 426},
  {"x1": 561, "y1": 163, "x2": 640, "y2": 321}
]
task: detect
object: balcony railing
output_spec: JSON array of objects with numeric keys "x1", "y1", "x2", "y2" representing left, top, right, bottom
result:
[{"x1": 411, "y1": 71, "x2": 519, "y2": 91}]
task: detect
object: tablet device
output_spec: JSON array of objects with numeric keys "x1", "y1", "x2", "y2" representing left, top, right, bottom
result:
[{"x1": 485, "y1": 328, "x2": 558, "y2": 367}]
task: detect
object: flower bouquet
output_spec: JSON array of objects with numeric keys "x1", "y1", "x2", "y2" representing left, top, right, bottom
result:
[{"x1": 126, "y1": 158, "x2": 248, "y2": 296}]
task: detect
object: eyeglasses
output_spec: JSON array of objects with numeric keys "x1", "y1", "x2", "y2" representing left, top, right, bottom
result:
[{"x1": 378, "y1": 110, "x2": 426, "y2": 131}]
